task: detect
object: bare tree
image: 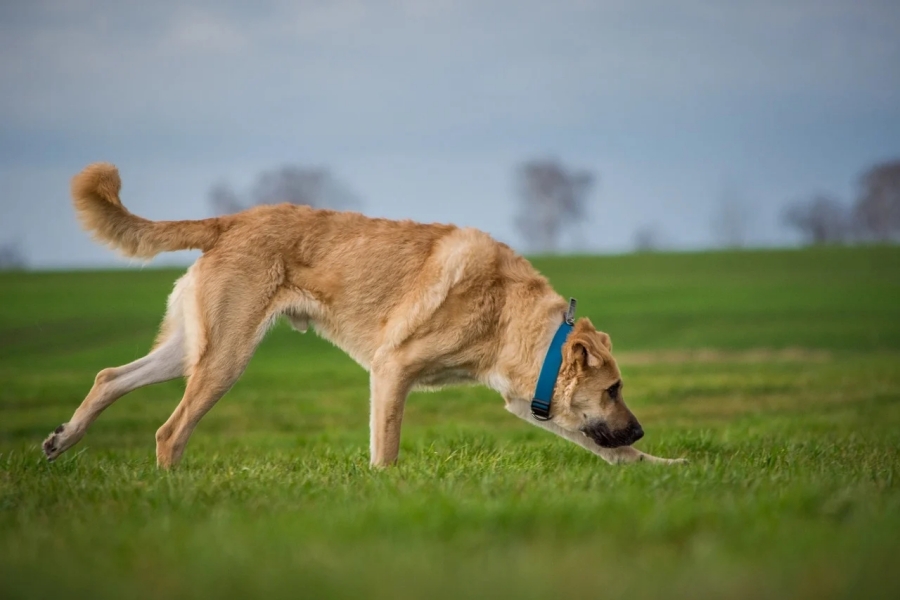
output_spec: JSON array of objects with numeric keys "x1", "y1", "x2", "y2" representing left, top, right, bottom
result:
[
  {"x1": 210, "y1": 165, "x2": 360, "y2": 216},
  {"x1": 633, "y1": 223, "x2": 666, "y2": 253},
  {"x1": 711, "y1": 188, "x2": 753, "y2": 249},
  {"x1": 209, "y1": 182, "x2": 243, "y2": 215},
  {"x1": 782, "y1": 193, "x2": 852, "y2": 245},
  {"x1": 0, "y1": 239, "x2": 27, "y2": 270},
  {"x1": 515, "y1": 159, "x2": 595, "y2": 253},
  {"x1": 854, "y1": 160, "x2": 900, "y2": 242}
]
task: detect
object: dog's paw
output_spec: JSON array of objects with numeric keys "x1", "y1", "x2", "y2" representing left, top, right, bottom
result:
[{"x1": 42, "y1": 424, "x2": 67, "y2": 461}]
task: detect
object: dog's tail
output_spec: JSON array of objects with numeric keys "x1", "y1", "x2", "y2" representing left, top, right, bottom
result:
[{"x1": 71, "y1": 163, "x2": 225, "y2": 259}]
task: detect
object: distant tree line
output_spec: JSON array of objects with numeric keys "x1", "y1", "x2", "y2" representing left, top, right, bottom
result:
[
  {"x1": 9, "y1": 155, "x2": 896, "y2": 273},
  {"x1": 208, "y1": 157, "x2": 899, "y2": 256},
  {"x1": 783, "y1": 160, "x2": 900, "y2": 245}
]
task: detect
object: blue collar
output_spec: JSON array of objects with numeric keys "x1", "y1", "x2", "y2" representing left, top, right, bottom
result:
[{"x1": 531, "y1": 298, "x2": 577, "y2": 421}]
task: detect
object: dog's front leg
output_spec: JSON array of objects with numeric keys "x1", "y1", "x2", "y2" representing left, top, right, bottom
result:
[
  {"x1": 368, "y1": 365, "x2": 414, "y2": 467},
  {"x1": 589, "y1": 445, "x2": 687, "y2": 465},
  {"x1": 504, "y1": 399, "x2": 685, "y2": 465}
]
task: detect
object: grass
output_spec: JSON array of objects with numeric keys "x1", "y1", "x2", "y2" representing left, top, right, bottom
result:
[{"x1": 1, "y1": 246, "x2": 899, "y2": 599}]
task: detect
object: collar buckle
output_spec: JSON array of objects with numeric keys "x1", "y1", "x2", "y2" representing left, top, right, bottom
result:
[
  {"x1": 530, "y1": 399, "x2": 552, "y2": 421},
  {"x1": 565, "y1": 297, "x2": 577, "y2": 325}
]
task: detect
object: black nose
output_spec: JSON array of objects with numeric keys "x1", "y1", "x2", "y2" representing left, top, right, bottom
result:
[{"x1": 631, "y1": 424, "x2": 644, "y2": 443}]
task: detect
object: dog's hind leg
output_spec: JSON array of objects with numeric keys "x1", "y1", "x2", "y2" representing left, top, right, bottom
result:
[
  {"x1": 153, "y1": 324, "x2": 267, "y2": 469},
  {"x1": 42, "y1": 324, "x2": 186, "y2": 461},
  {"x1": 153, "y1": 283, "x2": 277, "y2": 469}
]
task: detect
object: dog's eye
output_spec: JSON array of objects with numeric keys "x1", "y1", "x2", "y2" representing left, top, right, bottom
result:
[{"x1": 607, "y1": 381, "x2": 621, "y2": 399}]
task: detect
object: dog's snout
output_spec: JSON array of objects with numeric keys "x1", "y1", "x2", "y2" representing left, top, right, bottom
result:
[{"x1": 630, "y1": 423, "x2": 644, "y2": 443}]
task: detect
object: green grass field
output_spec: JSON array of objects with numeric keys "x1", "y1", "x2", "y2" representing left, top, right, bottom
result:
[{"x1": 2, "y1": 246, "x2": 899, "y2": 599}]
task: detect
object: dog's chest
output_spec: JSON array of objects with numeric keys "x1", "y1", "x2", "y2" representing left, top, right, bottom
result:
[{"x1": 415, "y1": 368, "x2": 478, "y2": 388}]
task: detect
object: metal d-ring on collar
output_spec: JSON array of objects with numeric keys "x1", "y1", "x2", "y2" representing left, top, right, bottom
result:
[{"x1": 530, "y1": 298, "x2": 577, "y2": 421}]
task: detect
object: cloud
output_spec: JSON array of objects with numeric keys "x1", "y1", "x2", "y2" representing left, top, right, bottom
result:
[
  {"x1": 3, "y1": 0, "x2": 897, "y2": 147},
  {"x1": 161, "y1": 7, "x2": 249, "y2": 54}
]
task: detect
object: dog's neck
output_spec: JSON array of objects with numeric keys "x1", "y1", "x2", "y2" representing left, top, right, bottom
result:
[{"x1": 484, "y1": 295, "x2": 568, "y2": 402}]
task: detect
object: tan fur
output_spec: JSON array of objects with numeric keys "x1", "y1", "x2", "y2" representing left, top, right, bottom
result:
[
  {"x1": 71, "y1": 163, "x2": 224, "y2": 258},
  {"x1": 43, "y1": 163, "x2": 685, "y2": 468}
]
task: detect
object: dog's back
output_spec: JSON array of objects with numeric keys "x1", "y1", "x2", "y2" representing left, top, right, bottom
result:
[{"x1": 71, "y1": 163, "x2": 560, "y2": 377}]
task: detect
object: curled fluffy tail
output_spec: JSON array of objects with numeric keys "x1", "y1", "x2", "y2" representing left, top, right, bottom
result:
[{"x1": 71, "y1": 163, "x2": 223, "y2": 259}]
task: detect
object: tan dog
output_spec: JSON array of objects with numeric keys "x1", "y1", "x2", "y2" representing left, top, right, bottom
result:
[{"x1": 43, "y1": 163, "x2": 684, "y2": 468}]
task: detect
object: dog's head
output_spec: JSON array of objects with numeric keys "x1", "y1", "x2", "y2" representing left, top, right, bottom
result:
[{"x1": 550, "y1": 318, "x2": 643, "y2": 447}]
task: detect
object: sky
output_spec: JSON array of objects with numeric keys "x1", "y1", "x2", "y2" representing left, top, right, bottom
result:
[{"x1": 1, "y1": 0, "x2": 899, "y2": 268}]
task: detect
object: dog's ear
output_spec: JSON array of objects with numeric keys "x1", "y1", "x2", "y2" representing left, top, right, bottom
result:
[
  {"x1": 596, "y1": 330, "x2": 612, "y2": 351},
  {"x1": 564, "y1": 318, "x2": 606, "y2": 369}
]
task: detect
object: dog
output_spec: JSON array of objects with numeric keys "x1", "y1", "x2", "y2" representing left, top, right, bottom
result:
[{"x1": 43, "y1": 163, "x2": 684, "y2": 468}]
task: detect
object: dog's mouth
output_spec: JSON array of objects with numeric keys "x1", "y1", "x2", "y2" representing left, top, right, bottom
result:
[{"x1": 580, "y1": 420, "x2": 644, "y2": 448}]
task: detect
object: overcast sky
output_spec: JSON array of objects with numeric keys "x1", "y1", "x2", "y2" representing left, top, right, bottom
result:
[{"x1": 1, "y1": 0, "x2": 899, "y2": 268}]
